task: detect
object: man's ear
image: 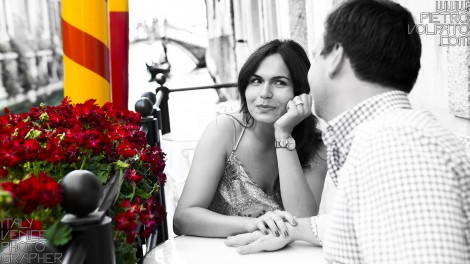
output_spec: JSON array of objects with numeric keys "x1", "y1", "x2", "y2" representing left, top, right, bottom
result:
[{"x1": 327, "y1": 44, "x2": 345, "y2": 78}]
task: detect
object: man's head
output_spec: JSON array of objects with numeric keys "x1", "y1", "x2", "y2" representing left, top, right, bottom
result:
[{"x1": 321, "y1": 0, "x2": 421, "y2": 93}]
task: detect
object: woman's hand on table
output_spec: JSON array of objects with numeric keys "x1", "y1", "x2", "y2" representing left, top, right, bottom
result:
[
  {"x1": 225, "y1": 230, "x2": 292, "y2": 254},
  {"x1": 245, "y1": 210, "x2": 298, "y2": 237}
]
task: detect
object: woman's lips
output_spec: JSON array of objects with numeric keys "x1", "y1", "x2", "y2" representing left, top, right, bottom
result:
[{"x1": 255, "y1": 104, "x2": 276, "y2": 109}]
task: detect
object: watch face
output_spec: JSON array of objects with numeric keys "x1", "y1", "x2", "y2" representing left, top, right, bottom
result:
[{"x1": 286, "y1": 137, "x2": 296, "y2": 150}]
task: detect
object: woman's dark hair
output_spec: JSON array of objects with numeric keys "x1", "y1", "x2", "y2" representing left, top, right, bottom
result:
[{"x1": 237, "y1": 39, "x2": 321, "y2": 167}]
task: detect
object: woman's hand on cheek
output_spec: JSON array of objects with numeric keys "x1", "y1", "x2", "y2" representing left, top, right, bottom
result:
[{"x1": 274, "y1": 93, "x2": 312, "y2": 138}]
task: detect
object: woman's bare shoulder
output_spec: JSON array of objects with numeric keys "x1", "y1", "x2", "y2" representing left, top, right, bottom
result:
[
  {"x1": 199, "y1": 114, "x2": 244, "y2": 150},
  {"x1": 207, "y1": 114, "x2": 244, "y2": 131}
]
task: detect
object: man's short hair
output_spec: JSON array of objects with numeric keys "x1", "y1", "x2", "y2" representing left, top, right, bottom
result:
[{"x1": 322, "y1": 0, "x2": 421, "y2": 93}]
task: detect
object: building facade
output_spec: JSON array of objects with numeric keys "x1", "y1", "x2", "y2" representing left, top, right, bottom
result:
[{"x1": 0, "y1": 0, "x2": 63, "y2": 110}]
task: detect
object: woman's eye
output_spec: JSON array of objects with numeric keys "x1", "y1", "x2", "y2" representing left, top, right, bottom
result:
[
  {"x1": 274, "y1": 80, "x2": 286, "y2": 86},
  {"x1": 250, "y1": 78, "x2": 262, "y2": 84}
]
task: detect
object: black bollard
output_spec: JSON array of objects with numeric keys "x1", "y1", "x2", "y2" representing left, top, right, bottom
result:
[
  {"x1": 135, "y1": 96, "x2": 160, "y2": 147},
  {"x1": 60, "y1": 170, "x2": 116, "y2": 264},
  {"x1": 155, "y1": 73, "x2": 170, "y2": 135}
]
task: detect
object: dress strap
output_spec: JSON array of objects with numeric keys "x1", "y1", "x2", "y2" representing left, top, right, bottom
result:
[
  {"x1": 225, "y1": 114, "x2": 246, "y2": 153},
  {"x1": 225, "y1": 115, "x2": 238, "y2": 148},
  {"x1": 233, "y1": 126, "x2": 246, "y2": 152}
]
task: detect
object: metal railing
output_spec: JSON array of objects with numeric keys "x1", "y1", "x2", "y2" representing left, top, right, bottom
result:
[
  {"x1": 135, "y1": 73, "x2": 237, "y2": 135},
  {"x1": 134, "y1": 73, "x2": 238, "y2": 254}
]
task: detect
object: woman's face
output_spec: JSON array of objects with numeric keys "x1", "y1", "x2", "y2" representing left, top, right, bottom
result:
[{"x1": 245, "y1": 53, "x2": 294, "y2": 124}]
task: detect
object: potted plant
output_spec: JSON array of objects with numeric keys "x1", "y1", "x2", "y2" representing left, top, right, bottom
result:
[{"x1": 0, "y1": 98, "x2": 166, "y2": 264}]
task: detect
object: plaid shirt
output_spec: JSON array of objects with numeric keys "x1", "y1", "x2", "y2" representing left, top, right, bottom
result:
[{"x1": 322, "y1": 91, "x2": 470, "y2": 263}]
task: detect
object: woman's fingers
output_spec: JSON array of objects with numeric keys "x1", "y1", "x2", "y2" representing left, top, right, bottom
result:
[
  {"x1": 252, "y1": 211, "x2": 300, "y2": 238},
  {"x1": 292, "y1": 94, "x2": 312, "y2": 116},
  {"x1": 225, "y1": 231, "x2": 263, "y2": 247},
  {"x1": 292, "y1": 96, "x2": 304, "y2": 114},
  {"x1": 274, "y1": 210, "x2": 298, "y2": 227},
  {"x1": 255, "y1": 220, "x2": 269, "y2": 235},
  {"x1": 272, "y1": 214, "x2": 289, "y2": 237},
  {"x1": 236, "y1": 234, "x2": 291, "y2": 255},
  {"x1": 286, "y1": 99, "x2": 296, "y2": 113},
  {"x1": 262, "y1": 216, "x2": 281, "y2": 237},
  {"x1": 297, "y1": 94, "x2": 312, "y2": 114},
  {"x1": 258, "y1": 212, "x2": 289, "y2": 237},
  {"x1": 275, "y1": 93, "x2": 312, "y2": 133}
]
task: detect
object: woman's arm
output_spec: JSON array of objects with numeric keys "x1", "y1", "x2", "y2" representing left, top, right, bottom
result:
[
  {"x1": 173, "y1": 116, "x2": 254, "y2": 237},
  {"x1": 275, "y1": 139, "x2": 327, "y2": 216},
  {"x1": 274, "y1": 94, "x2": 328, "y2": 217}
]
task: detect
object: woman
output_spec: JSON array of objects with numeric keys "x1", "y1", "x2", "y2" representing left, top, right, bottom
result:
[{"x1": 173, "y1": 39, "x2": 327, "y2": 238}]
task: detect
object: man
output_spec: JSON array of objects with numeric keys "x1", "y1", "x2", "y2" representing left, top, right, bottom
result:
[{"x1": 225, "y1": 0, "x2": 470, "y2": 263}]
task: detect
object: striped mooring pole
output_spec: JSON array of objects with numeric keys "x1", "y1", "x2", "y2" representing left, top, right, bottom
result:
[
  {"x1": 62, "y1": 0, "x2": 111, "y2": 105},
  {"x1": 109, "y1": 0, "x2": 129, "y2": 110}
]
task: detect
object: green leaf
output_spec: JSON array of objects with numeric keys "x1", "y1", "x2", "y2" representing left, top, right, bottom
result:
[
  {"x1": 135, "y1": 187, "x2": 152, "y2": 199},
  {"x1": 39, "y1": 112, "x2": 49, "y2": 122},
  {"x1": 124, "y1": 185, "x2": 136, "y2": 200},
  {"x1": 45, "y1": 221, "x2": 72, "y2": 246},
  {"x1": 24, "y1": 128, "x2": 42, "y2": 139},
  {"x1": 96, "y1": 169, "x2": 111, "y2": 183},
  {"x1": 114, "y1": 232, "x2": 138, "y2": 264},
  {"x1": 115, "y1": 160, "x2": 130, "y2": 170},
  {"x1": 0, "y1": 190, "x2": 13, "y2": 205}
]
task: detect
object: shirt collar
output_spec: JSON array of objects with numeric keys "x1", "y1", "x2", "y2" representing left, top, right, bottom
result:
[{"x1": 322, "y1": 90, "x2": 412, "y2": 185}]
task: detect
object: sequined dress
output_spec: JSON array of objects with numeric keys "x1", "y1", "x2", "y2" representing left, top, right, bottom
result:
[{"x1": 208, "y1": 117, "x2": 284, "y2": 217}]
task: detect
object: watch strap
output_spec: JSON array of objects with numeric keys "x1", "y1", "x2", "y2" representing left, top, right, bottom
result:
[{"x1": 274, "y1": 136, "x2": 294, "y2": 149}]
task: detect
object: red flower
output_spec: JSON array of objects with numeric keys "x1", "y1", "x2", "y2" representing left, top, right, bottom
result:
[
  {"x1": 138, "y1": 197, "x2": 166, "y2": 239},
  {"x1": 126, "y1": 170, "x2": 143, "y2": 184},
  {"x1": 2, "y1": 172, "x2": 62, "y2": 214},
  {"x1": 126, "y1": 231, "x2": 139, "y2": 244},
  {"x1": 0, "y1": 146, "x2": 22, "y2": 167},
  {"x1": 114, "y1": 209, "x2": 140, "y2": 243},
  {"x1": 21, "y1": 139, "x2": 41, "y2": 160},
  {"x1": 42, "y1": 137, "x2": 66, "y2": 163},
  {"x1": 1, "y1": 181, "x2": 15, "y2": 192},
  {"x1": 114, "y1": 210, "x2": 138, "y2": 233},
  {"x1": 119, "y1": 200, "x2": 132, "y2": 209},
  {"x1": 0, "y1": 167, "x2": 7, "y2": 178},
  {"x1": 117, "y1": 140, "x2": 138, "y2": 158},
  {"x1": 23, "y1": 219, "x2": 43, "y2": 231},
  {"x1": 157, "y1": 172, "x2": 167, "y2": 184},
  {"x1": 82, "y1": 130, "x2": 108, "y2": 155},
  {"x1": 140, "y1": 146, "x2": 166, "y2": 184}
]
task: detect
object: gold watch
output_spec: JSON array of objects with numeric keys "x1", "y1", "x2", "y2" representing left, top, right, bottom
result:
[{"x1": 274, "y1": 136, "x2": 296, "y2": 151}]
